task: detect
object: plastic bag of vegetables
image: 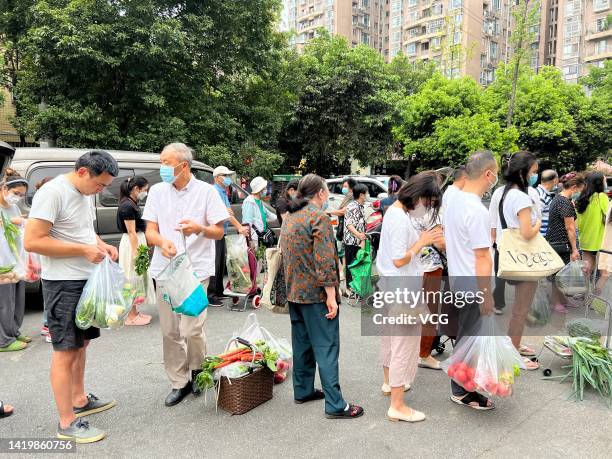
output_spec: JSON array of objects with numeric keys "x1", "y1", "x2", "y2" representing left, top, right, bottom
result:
[
  {"x1": 225, "y1": 234, "x2": 252, "y2": 293},
  {"x1": 24, "y1": 252, "x2": 42, "y2": 283},
  {"x1": 75, "y1": 256, "x2": 135, "y2": 330},
  {"x1": 527, "y1": 279, "x2": 552, "y2": 327},
  {"x1": 0, "y1": 211, "x2": 25, "y2": 281},
  {"x1": 442, "y1": 316, "x2": 526, "y2": 397},
  {"x1": 0, "y1": 232, "x2": 19, "y2": 284},
  {"x1": 555, "y1": 260, "x2": 588, "y2": 296}
]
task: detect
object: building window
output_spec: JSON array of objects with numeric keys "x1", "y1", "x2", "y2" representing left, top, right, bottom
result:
[
  {"x1": 393, "y1": 31, "x2": 401, "y2": 42},
  {"x1": 454, "y1": 14, "x2": 462, "y2": 25},
  {"x1": 563, "y1": 43, "x2": 578, "y2": 57},
  {"x1": 362, "y1": 33, "x2": 370, "y2": 45},
  {"x1": 596, "y1": 18, "x2": 608, "y2": 32},
  {"x1": 363, "y1": 14, "x2": 370, "y2": 26},
  {"x1": 490, "y1": 41, "x2": 498, "y2": 58},
  {"x1": 493, "y1": 0, "x2": 501, "y2": 11},
  {"x1": 596, "y1": 39, "x2": 607, "y2": 54},
  {"x1": 593, "y1": 0, "x2": 609, "y2": 12},
  {"x1": 432, "y1": 37, "x2": 442, "y2": 48},
  {"x1": 362, "y1": 0, "x2": 370, "y2": 7},
  {"x1": 408, "y1": 11, "x2": 419, "y2": 22},
  {"x1": 392, "y1": 0, "x2": 401, "y2": 12},
  {"x1": 392, "y1": 16, "x2": 401, "y2": 26},
  {"x1": 408, "y1": 0, "x2": 418, "y2": 6},
  {"x1": 450, "y1": 0, "x2": 462, "y2": 10},
  {"x1": 563, "y1": 64, "x2": 578, "y2": 75},
  {"x1": 454, "y1": 31, "x2": 462, "y2": 45},
  {"x1": 407, "y1": 43, "x2": 417, "y2": 55},
  {"x1": 432, "y1": 4, "x2": 443, "y2": 15},
  {"x1": 481, "y1": 53, "x2": 487, "y2": 67},
  {"x1": 564, "y1": 22, "x2": 580, "y2": 37},
  {"x1": 422, "y1": 41, "x2": 430, "y2": 51}
]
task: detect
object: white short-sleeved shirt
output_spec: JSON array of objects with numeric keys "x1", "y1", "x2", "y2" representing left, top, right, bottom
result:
[
  {"x1": 490, "y1": 186, "x2": 540, "y2": 244},
  {"x1": 444, "y1": 191, "x2": 492, "y2": 278},
  {"x1": 376, "y1": 204, "x2": 423, "y2": 276},
  {"x1": 28, "y1": 175, "x2": 97, "y2": 280},
  {"x1": 142, "y1": 176, "x2": 229, "y2": 279},
  {"x1": 441, "y1": 184, "x2": 461, "y2": 220}
]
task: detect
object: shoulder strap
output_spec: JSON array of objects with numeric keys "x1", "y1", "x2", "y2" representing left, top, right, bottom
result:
[{"x1": 498, "y1": 188, "x2": 509, "y2": 230}]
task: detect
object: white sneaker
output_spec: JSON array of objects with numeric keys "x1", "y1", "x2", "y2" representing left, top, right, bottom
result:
[
  {"x1": 381, "y1": 383, "x2": 411, "y2": 396},
  {"x1": 387, "y1": 406, "x2": 426, "y2": 422}
]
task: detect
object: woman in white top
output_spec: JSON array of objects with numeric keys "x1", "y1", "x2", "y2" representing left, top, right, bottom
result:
[
  {"x1": 242, "y1": 176, "x2": 277, "y2": 248},
  {"x1": 494, "y1": 151, "x2": 541, "y2": 370},
  {"x1": 376, "y1": 172, "x2": 443, "y2": 423}
]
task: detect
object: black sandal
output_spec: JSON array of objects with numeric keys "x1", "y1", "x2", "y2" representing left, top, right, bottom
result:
[
  {"x1": 294, "y1": 389, "x2": 325, "y2": 404},
  {"x1": 325, "y1": 403, "x2": 364, "y2": 419},
  {"x1": 450, "y1": 392, "x2": 494, "y2": 411},
  {"x1": 0, "y1": 400, "x2": 14, "y2": 418}
]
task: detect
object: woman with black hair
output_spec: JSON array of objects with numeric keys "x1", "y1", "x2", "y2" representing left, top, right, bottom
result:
[
  {"x1": 377, "y1": 172, "x2": 443, "y2": 422},
  {"x1": 275, "y1": 178, "x2": 300, "y2": 225},
  {"x1": 343, "y1": 183, "x2": 368, "y2": 292},
  {"x1": 492, "y1": 151, "x2": 541, "y2": 369},
  {"x1": 379, "y1": 175, "x2": 404, "y2": 215},
  {"x1": 576, "y1": 171, "x2": 609, "y2": 276},
  {"x1": 0, "y1": 169, "x2": 29, "y2": 352},
  {"x1": 117, "y1": 176, "x2": 153, "y2": 326},
  {"x1": 280, "y1": 174, "x2": 363, "y2": 419}
]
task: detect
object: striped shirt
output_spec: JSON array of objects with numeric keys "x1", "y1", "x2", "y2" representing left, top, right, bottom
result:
[{"x1": 536, "y1": 185, "x2": 555, "y2": 235}]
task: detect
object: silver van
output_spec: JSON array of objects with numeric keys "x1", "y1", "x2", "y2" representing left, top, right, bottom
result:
[{"x1": 10, "y1": 147, "x2": 277, "y2": 295}]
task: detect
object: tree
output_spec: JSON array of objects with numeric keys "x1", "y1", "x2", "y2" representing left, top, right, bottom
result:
[
  {"x1": 506, "y1": 0, "x2": 540, "y2": 127},
  {"x1": 278, "y1": 33, "x2": 396, "y2": 176},
  {"x1": 13, "y1": 0, "x2": 287, "y2": 176},
  {"x1": 394, "y1": 73, "x2": 517, "y2": 170}
]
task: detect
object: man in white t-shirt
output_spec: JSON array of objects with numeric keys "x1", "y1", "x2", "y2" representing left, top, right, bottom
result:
[
  {"x1": 143, "y1": 143, "x2": 229, "y2": 407},
  {"x1": 25, "y1": 150, "x2": 120, "y2": 443},
  {"x1": 444, "y1": 150, "x2": 497, "y2": 410},
  {"x1": 489, "y1": 184, "x2": 541, "y2": 314}
]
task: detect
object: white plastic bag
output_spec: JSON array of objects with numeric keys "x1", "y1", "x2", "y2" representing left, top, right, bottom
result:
[
  {"x1": 75, "y1": 257, "x2": 135, "y2": 330},
  {"x1": 225, "y1": 234, "x2": 251, "y2": 293},
  {"x1": 0, "y1": 230, "x2": 19, "y2": 284},
  {"x1": 24, "y1": 252, "x2": 42, "y2": 283},
  {"x1": 442, "y1": 316, "x2": 525, "y2": 398},
  {"x1": 555, "y1": 260, "x2": 588, "y2": 296},
  {"x1": 527, "y1": 279, "x2": 551, "y2": 327},
  {"x1": 157, "y1": 253, "x2": 208, "y2": 317}
]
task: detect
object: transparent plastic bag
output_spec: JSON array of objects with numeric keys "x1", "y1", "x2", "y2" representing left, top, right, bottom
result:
[
  {"x1": 527, "y1": 280, "x2": 551, "y2": 327},
  {"x1": 0, "y1": 230, "x2": 19, "y2": 284},
  {"x1": 24, "y1": 252, "x2": 42, "y2": 283},
  {"x1": 225, "y1": 234, "x2": 252, "y2": 293},
  {"x1": 157, "y1": 253, "x2": 208, "y2": 317},
  {"x1": 555, "y1": 260, "x2": 588, "y2": 296},
  {"x1": 75, "y1": 257, "x2": 135, "y2": 330},
  {"x1": 441, "y1": 316, "x2": 525, "y2": 397}
]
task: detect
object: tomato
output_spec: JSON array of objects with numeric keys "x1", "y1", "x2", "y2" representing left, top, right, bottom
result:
[
  {"x1": 454, "y1": 370, "x2": 467, "y2": 384},
  {"x1": 496, "y1": 384, "x2": 510, "y2": 397},
  {"x1": 463, "y1": 380, "x2": 477, "y2": 392},
  {"x1": 466, "y1": 367, "x2": 476, "y2": 379},
  {"x1": 484, "y1": 381, "x2": 498, "y2": 395}
]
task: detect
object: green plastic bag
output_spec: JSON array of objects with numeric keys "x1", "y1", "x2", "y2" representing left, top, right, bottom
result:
[{"x1": 348, "y1": 239, "x2": 373, "y2": 297}]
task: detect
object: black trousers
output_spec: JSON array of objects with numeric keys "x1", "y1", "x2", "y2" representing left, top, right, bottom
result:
[
  {"x1": 344, "y1": 244, "x2": 360, "y2": 289},
  {"x1": 493, "y1": 247, "x2": 506, "y2": 310},
  {"x1": 451, "y1": 300, "x2": 482, "y2": 397},
  {"x1": 207, "y1": 237, "x2": 227, "y2": 301}
]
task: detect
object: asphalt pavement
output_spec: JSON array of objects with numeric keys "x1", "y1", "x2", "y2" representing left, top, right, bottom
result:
[{"x1": 1, "y1": 298, "x2": 611, "y2": 459}]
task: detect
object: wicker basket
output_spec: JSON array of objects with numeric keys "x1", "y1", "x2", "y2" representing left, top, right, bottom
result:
[{"x1": 217, "y1": 366, "x2": 274, "y2": 415}]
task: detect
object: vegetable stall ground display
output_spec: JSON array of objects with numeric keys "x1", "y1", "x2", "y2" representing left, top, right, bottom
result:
[
  {"x1": 442, "y1": 317, "x2": 526, "y2": 398},
  {"x1": 75, "y1": 257, "x2": 141, "y2": 329},
  {"x1": 196, "y1": 314, "x2": 292, "y2": 415}
]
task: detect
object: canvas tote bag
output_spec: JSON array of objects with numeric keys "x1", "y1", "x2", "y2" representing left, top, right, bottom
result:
[{"x1": 497, "y1": 189, "x2": 564, "y2": 281}]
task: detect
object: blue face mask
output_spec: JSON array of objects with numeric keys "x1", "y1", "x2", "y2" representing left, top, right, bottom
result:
[
  {"x1": 160, "y1": 164, "x2": 181, "y2": 184},
  {"x1": 341, "y1": 187, "x2": 348, "y2": 195},
  {"x1": 528, "y1": 174, "x2": 538, "y2": 187},
  {"x1": 261, "y1": 189, "x2": 267, "y2": 197},
  {"x1": 223, "y1": 177, "x2": 232, "y2": 187}
]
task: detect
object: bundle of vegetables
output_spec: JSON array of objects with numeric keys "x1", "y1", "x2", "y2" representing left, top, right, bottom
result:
[
  {"x1": 75, "y1": 257, "x2": 135, "y2": 330},
  {"x1": 545, "y1": 336, "x2": 612, "y2": 405},
  {"x1": 566, "y1": 319, "x2": 602, "y2": 341},
  {"x1": 196, "y1": 341, "x2": 279, "y2": 391},
  {"x1": 442, "y1": 317, "x2": 525, "y2": 397},
  {"x1": 133, "y1": 245, "x2": 150, "y2": 305},
  {"x1": 1, "y1": 211, "x2": 21, "y2": 261},
  {"x1": 0, "y1": 211, "x2": 23, "y2": 283},
  {"x1": 226, "y1": 234, "x2": 252, "y2": 293}
]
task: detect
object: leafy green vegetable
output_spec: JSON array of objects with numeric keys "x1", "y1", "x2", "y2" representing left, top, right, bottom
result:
[
  {"x1": 1, "y1": 211, "x2": 21, "y2": 260},
  {"x1": 134, "y1": 245, "x2": 150, "y2": 276}
]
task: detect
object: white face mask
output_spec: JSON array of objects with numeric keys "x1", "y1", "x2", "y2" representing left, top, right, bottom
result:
[
  {"x1": 5, "y1": 193, "x2": 22, "y2": 206},
  {"x1": 409, "y1": 203, "x2": 428, "y2": 219},
  {"x1": 137, "y1": 191, "x2": 148, "y2": 201}
]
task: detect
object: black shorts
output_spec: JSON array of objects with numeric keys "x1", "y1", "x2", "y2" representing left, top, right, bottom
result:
[{"x1": 43, "y1": 280, "x2": 100, "y2": 351}]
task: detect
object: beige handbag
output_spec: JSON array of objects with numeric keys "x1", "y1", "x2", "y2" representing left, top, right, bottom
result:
[
  {"x1": 497, "y1": 192, "x2": 564, "y2": 281},
  {"x1": 261, "y1": 240, "x2": 282, "y2": 309}
]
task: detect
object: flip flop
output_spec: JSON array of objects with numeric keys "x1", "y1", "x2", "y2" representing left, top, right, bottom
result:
[
  {"x1": 518, "y1": 345, "x2": 536, "y2": 357},
  {"x1": 0, "y1": 340, "x2": 27, "y2": 352},
  {"x1": 124, "y1": 314, "x2": 151, "y2": 326},
  {"x1": 523, "y1": 358, "x2": 540, "y2": 370},
  {"x1": 16, "y1": 335, "x2": 32, "y2": 343},
  {"x1": 0, "y1": 400, "x2": 14, "y2": 418},
  {"x1": 450, "y1": 392, "x2": 495, "y2": 411}
]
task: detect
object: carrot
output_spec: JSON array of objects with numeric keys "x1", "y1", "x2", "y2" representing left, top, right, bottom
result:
[
  {"x1": 218, "y1": 347, "x2": 248, "y2": 359},
  {"x1": 214, "y1": 361, "x2": 236, "y2": 369}
]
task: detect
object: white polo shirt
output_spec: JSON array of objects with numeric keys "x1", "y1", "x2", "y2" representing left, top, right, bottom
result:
[{"x1": 142, "y1": 176, "x2": 229, "y2": 279}]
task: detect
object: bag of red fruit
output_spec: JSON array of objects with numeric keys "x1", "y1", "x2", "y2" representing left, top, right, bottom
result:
[
  {"x1": 24, "y1": 252, "x2": 42, "y2": 283},
  {"x1": 442, "y1": 316, "x2": 525, "y2": 397}
]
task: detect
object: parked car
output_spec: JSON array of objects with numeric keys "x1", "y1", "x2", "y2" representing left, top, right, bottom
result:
[{"x1": 10, "y1": 147, "x2": 278, "y2": 295}]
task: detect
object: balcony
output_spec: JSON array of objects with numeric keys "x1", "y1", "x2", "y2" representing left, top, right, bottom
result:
[
  {"x1": 586, "y1": 26, "x2": 611, "y2": 41},
  {"x1": 584, "y1": 49, "x2": 612, "y2": 62}
]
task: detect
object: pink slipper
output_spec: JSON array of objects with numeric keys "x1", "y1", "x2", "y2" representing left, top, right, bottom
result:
[
  {"x1": 553, "y1": 304, "x2": 568, "y2": 314},
  {"x1": 125, "y1": 314, "x2": 151, "y2": 326}
]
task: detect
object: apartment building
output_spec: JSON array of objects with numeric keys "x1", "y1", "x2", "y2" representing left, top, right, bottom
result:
[
  {"x1": 280, "y1": 0, "x2": 390, "y2": 55},
  {"x1": 540, "y1": 0, "x2": 610, "y2": 83}
]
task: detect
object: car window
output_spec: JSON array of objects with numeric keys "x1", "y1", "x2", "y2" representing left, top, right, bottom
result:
[
  {"x1": 193, "y1": 168, "x2": 213, "y2": 184},
  {"x1": 362, "y1": 181, "x2": 385, "y2": 198},
  {"x1": 25, "y1": 166, "x2": 73, "y2": 206},
  {"x1": 229, "y1": 183, "x2": 248, "y2": 204},
  {"x1": 99, "y1": 169, "x2": 134, "y2": 207},
  {"x1": 328, "y1": 181, "x2": 343, "y2": 194}
]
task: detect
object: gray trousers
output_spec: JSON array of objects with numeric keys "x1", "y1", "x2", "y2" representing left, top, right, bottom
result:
[{"x1": 0, "y1": 281, "x2": 26, "y2": 347}]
